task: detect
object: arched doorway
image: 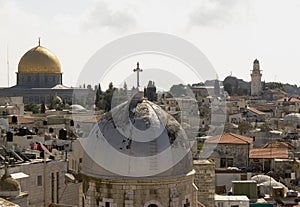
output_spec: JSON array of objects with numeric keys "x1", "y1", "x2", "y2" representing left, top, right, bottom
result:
[{"x1": 143, "y1": 200, "x2": 162, "y2": 207}]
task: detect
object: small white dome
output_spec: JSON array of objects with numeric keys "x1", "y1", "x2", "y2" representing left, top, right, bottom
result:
[{"x1": 71, "y1": 104, "x2": 86, "y2": 111}]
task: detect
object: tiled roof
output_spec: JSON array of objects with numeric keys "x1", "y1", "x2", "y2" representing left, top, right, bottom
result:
[
  {"x1": 277, "y1": 97, "x2": 300, "y2": 103},
  {"x1": 263, "y1": 141, "x2": 295, "y2": 150},
  {"x1": 256, "y1": 104, "x2": 276, "y2": 109},
  {"x1": 206, "y1": 133, "x2": 253, "y2": 145},
  {"x1": 247, "y1": 106, "x2": 265, "y2": 115},
  {"x1": 249, "y1": 148, "x2": 288, "y2": 159}
]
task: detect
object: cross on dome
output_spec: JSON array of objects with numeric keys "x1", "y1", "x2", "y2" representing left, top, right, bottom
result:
[{"x1": 133, "y1": 62, "x2": 143, "y2": 88}]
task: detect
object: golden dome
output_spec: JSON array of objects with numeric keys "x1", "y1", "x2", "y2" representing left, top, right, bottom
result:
[{"x1": 18, "y1": 44, "x2": 61, "y2": 74}]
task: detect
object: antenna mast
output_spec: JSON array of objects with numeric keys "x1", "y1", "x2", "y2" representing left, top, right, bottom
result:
[{"x1": 6, "y1": 44, "x2": 9, "y2": 87}]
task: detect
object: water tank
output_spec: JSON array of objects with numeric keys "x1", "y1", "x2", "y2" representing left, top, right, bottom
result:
[
  {"x1": 6, "y1": 132, "x2": 13, "y2": 142},
  {"x1": 232, "y1": 180, "x2": 258, "y2": 199},
  {"x1": 59, "y1": 128, "x2": 67, "y2": 140}
]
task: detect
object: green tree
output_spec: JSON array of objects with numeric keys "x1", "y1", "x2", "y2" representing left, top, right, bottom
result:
[
  {"x1": 25, "y1": 103, "x2": 39, "y2": 114},
  {"x1": 238, "y1": 122, "x2": 253, "y2": 135},
  {"x1": 103, "y1": 82, "x2": 116, "y2": 111},
  {"x1": 260, "y1": 123, "x2": 272, "y2": 132},
  {"x1": 95, "y1": 83, "x2": 103, "y2": 108},
  {"x1": 224, "y1": 83, "x2": 233, "y2": 95},
  {"x1": 40, "y1": 101, "x2": 46, "y2": 114},
  {"x1": 170, "y1": 84, "x2": 187, "y2": 97},
  {"x1": 95, "y1": 82, "x2": 116, "y2": 112}
]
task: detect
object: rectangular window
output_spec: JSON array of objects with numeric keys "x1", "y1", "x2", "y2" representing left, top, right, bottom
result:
[
  {"x1": 285, "y1": 172, "x2": 291, "y2": 178},
  {"x1": 56, "y1": 172, "x2": 59, "y2": 203},
  {"x1": 37, "y1": 175, "x2": 42, "y2": 186},
  {"x1": 227, "y1": 158, "x2": 233, "y2": 167},
  {"x1": 241, "y1": 174, "x2": 247, "y2": 180},
  {"x1": 220, "y1": 158, "x2": 234, "y2": 168},
  {"x1": 220, "y1": 158, "x2": 226, "y2": 167},
  {"x1": 51, "y1": 173, "x2": 55, "y2": 203},
  {"x1": 105, "y1": 202, "x2": 110, "y2": 207}
]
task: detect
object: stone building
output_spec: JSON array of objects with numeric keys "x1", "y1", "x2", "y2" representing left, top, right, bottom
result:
[
  {"x1": 5, "y1": 160, "x2": 67, "y2": 207},
  {"x1": 203, "y1": 133, "x2": 253, "y2": 168},
  {"x1": 250, "y1": 59, "x2": 262, "y2": 96},
  {"x1": 276, "y1": 97, "x2": 300, "y2": 117},
  {"x1": 161, "y1": 97, "x2": 199, "y2": 127},
  {"x1": 0, "y1": 158, "x2": 79, "y2": 207},
  {"x1": 0, "y1": 40, "x2": 88, "y2": 105},
  {"x1": 249, "y1": 141, "x2": 293, "y2": 173},
  {"x1": 80, "y1": 98, "x2": 198, "y2": 207}
]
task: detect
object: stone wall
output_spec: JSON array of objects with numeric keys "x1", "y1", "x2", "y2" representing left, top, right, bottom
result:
[
  {"x1": 81, "y1": 172, "x2": 196, "y2": 207},
  {"x1": 193, "y1": 160, "x2": 215, "y2": 207},
  {"x1": 207, "y1": 143, "x2": 250, "y2": 168},
  {"x1": 59, "y1": 182, "x2": 81, "y2": 206}
]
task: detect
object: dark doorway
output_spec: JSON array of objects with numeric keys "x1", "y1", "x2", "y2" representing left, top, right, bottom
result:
[{"x1": 148, "y1": 205, "x2": 158, "y2": 207}]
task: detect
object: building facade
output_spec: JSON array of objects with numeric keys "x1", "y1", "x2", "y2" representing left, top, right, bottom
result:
[{"x1": 203, "y1": 133, "x2": 253, "y2": 168}]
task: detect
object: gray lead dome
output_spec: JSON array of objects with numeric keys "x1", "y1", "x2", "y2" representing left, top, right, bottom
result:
[{"x1": 81, "y1": 99, "x2": 193, "y2": 178}]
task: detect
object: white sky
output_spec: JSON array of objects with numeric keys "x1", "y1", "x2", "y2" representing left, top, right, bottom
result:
[{"x1": 0, "y1": 0, "x2": 300, "y2": 90}]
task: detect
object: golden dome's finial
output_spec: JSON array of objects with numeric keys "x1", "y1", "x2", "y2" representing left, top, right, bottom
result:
[{"x1": 38, "y1": 37, "x2": 41, "y2": 46}]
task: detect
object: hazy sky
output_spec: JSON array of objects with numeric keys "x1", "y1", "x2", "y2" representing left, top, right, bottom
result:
[{"x1": 1, "y1": 0, "x2": 300, "y2": 90}]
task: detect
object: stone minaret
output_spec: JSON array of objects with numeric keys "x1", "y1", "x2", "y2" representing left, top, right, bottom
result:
[{"x1": 251, "y1": 59, "x2": 262, "y2": 96}]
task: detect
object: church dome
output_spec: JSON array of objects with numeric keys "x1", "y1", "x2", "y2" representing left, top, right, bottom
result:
[
  {"x1": 18, "y1": 43, "x2": 61, "y2": 74},
  {"x1": 0, "y1": 174, "x2": 20, "y2": 192},
  {"x1": 81, "y1": 98, "x2": 193, "y2": 178}
]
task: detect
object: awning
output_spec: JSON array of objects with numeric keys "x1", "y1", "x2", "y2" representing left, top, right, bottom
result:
[{"x1": 10, "y1": 172, "x2": 29, "y2": 179}]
